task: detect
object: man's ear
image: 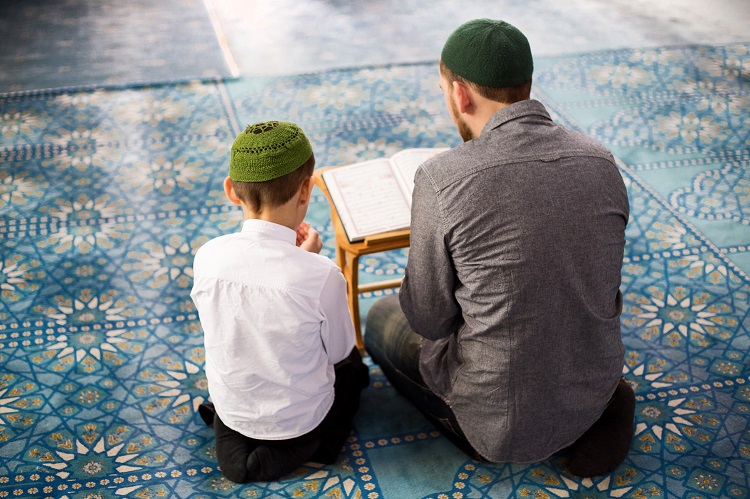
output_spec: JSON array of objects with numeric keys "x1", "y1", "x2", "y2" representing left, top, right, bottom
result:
[
  {"x1": 223, "y1": 176, "x2": 242, "y2": 206},
  {"x1": 298, "y1": 176, "x2": 314, "y2": 205},
  {"x1": 453, "y1": 80, "x2": 473, "y2": 114}
]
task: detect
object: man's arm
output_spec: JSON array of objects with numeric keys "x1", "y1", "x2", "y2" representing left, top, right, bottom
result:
[{"x1": 399, "y1": 167, "x2": 462, "y2": 340}]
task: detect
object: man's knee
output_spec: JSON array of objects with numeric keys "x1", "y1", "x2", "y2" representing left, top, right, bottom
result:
[
  {"x1": 365, "y1": 295, "x2": 399, "y2": 351},
  {"x1": 366, "y1": 295, "x2": 401, "y2": 330},
  {"x1": 365, "y1": 295, "x2": 413, "y2": 349}
]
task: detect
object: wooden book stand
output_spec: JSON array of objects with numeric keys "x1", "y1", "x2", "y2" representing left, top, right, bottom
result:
[{"x1": 314, "y1": 167, "x2": 410, "y2": 351}]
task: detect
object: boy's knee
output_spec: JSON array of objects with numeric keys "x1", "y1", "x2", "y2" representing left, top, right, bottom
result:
[
  {"x1": 335, "y1": 348, "x2": 370, "y2": 390},
  {"x1": 244, "y1": 442, "x2": 320, "y2": 482},
  {"x1": 213, "y1": 415, "x2": 253, "y2": 483},
  {"x1": 218, "y1": 453, "x2": 250, "y2": 484}
]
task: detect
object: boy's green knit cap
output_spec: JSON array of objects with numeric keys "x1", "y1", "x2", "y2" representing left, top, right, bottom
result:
[
  {"x1": 441, "y1": 19, "x2": 533, "y2": 87},
  {"x1": 230, "y1": 121, "x2": 313, "y2": 182}
]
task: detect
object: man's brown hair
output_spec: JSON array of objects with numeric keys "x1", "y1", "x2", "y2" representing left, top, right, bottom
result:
[
  {"x1": 231, "y1": 155, "x2": 315, "y2": 213},
  {"x1": 440, "y1": 60, "x2": 532, "y2": 104}
]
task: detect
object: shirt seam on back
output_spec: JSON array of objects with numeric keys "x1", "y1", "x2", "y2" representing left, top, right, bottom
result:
[
  {"x1": 432, "y1": 150, "x2": 616, "y2": 191},
  {"x1": 195, "y1": 274, "x2": 321, "y2": 299}
]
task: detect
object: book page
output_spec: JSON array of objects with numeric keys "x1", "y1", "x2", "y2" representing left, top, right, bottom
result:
[
  {"x1": 322, "y1": 159, "x2": 412, "y2": 242},
  {"x1": 391, "y1": 148, "x2": 449, "y2": 204}
]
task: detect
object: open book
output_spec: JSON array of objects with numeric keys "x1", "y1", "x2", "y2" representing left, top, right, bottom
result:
[{"x1": 321, "y1": 148, "x2": 448, "y2": 242}]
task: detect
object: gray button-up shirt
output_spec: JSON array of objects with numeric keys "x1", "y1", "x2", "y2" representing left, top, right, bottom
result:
[{"x1": 400, "y1": 99, "x2": 629, "y2": 463}]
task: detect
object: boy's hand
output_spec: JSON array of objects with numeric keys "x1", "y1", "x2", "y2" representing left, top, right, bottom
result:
[
  {"x1": 295, "y1": 221, "x2": 310, "y2": 245},
  {"x1": 296, "y1": 222, "x2": 322, "y2": 253}
]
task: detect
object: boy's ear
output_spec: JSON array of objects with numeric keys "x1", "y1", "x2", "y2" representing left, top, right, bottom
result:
[
  {"x1": 223, "y1": 176, "x2": 242, "y2": 206},
  {"x1": 298, "y1": 176, "x2": 314, "y2": 205}
]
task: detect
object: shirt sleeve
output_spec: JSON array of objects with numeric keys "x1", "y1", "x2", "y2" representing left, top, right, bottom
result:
[
  {"x1": 399, "y1": 166, "x2": 462, "y2": 340},
  {"x1": 319, "y1": 265, "x2": 356, "y2": 364}
]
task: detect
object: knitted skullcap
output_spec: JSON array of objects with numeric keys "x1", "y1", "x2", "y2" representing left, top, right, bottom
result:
[
  {"x1": 229, "y1": 121, "x2": 313, "y2": 182},
  {"x1": 441, "y1": 19, "x2": 533, "y2": 87}
]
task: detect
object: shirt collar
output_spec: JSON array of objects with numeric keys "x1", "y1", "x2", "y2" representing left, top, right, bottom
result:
[
  {"x1": 241, "y1": 219, "x2": 297, "y2": 245},
  {"x1": 481, "y1": 99, "x2": 552, "y2": 135}
]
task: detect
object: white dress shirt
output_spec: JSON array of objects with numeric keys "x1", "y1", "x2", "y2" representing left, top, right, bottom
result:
[{"x1": 190, "y1": 219, "x2": 356, "y2": 439}]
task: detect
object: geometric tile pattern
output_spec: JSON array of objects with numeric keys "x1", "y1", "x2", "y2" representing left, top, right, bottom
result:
[{"x1": 1, "y1": 45, "x2": 749, "y2": 498}]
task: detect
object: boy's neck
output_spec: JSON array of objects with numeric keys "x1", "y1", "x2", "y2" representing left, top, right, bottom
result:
[{"x1": 241, "y1": 203, "x2": 301, "y2": 232}]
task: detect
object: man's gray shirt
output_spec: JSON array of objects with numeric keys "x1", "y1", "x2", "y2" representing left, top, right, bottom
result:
[{"x1": 399, "y1": 99, "x2": 629, "y2": 463}]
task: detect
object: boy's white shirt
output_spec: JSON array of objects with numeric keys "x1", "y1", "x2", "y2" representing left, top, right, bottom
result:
[{"x1": 191, "y1": 219, "x2": 356, "y2": 440}]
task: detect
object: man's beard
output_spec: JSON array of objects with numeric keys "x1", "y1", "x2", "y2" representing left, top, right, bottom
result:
[{"x1": 450, "y1": 97, "x2": 474, "y2": 142}]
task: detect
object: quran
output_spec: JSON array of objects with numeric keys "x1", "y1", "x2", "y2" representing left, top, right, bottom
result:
[{"x1": 321, "y1": 148, "x2": 448, "y2": 242}]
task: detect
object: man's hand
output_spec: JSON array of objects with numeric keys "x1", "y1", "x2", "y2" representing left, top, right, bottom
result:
[{"x1": 296, "y1": 221, "x2": 322, "y2": 253}]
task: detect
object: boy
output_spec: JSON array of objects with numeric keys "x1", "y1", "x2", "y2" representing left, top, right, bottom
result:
[{"x1": 191, "y1": 121, "x2": 369, "y2": 483}]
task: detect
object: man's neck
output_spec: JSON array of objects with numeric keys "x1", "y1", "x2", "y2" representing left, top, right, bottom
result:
[{"x1": 470, "y1": 100, "x2": 510, "y2": 138}]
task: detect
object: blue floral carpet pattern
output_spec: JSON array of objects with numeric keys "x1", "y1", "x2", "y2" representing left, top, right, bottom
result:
[{"x1": 1, "y1": 44, "x2": 749, "y2": 498}]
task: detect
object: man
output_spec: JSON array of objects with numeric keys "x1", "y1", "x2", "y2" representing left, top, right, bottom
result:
[{"x1": 365, "y1": 19, "x2": 634, "y2": 476}]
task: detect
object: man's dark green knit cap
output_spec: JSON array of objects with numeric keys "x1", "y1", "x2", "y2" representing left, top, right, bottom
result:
[
  {"x1": 230, "y1": 121, "x2": 313, "y2": 182},
  {"x1": 441, "y1": 19, "x2": 533, "y2": 87}
]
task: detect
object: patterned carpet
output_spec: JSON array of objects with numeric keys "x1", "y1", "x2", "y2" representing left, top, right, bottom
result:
[{"x1": 1, "y1": 43, "x2": 749, "y2": 498}]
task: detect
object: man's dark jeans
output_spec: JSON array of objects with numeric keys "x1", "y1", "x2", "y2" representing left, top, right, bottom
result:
[
  {"x1": 365, "y1": 294, "x2": 480, "y2": 459},
  {"x1": 365, "y1": 295, "x2": 636, "y2": 475}
]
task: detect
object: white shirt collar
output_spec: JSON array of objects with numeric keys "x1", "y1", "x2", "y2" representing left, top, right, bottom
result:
[{"x1": 241, "y1": 219, "x2": 296, "y2": 245}]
